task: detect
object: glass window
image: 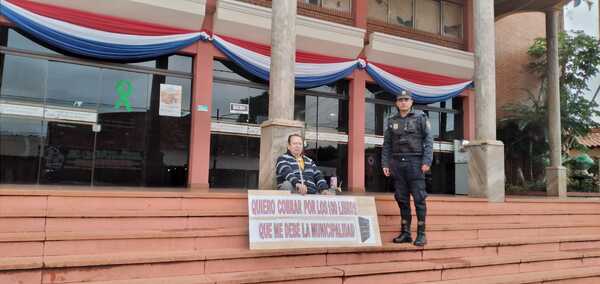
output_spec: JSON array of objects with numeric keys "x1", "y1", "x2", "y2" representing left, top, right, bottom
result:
[
  {"x1": 94, "y1": 70, "x2": 192, "y2": 187},
  {"x1": 213, "y1": 60, "x2": 266, "y2": 84},
  {"x1": 0, "y1": 116, "x2": 43, "y2": 184},
  {"x1": 4, "y1": 28, "x2": 58, "y2": 55},
  {"x1": 99, "y1": 69, "x2": 151, "y2": 113},
  {"x1": 365, "y1": 84, "x2": 396, "y2": 136},
  {"x1": 366, "y1": 0, "x2": 463, "y2": 39},
  {"x1": 167, "y1": 55, "x2": 193, "y2": 73},
  {"x1": 46, "y1": 61, "x2": 101, "y2": 111},
  {"x1": 390, "y1": 0, "x2": 413, "y2": 28},
  {"x1": 92, "y1": 69, "x2": 151, "y2": 186},
  {"x1": 295, "y1": 82, "x2": 349, "y2": 133},
  {"x1": 318, "y1": 96, "x2": 346, "y2": 132},
  {"x1": 0, "y1": 55, "x2": 47, "y2": 104},
  {"x1": 365, "y1": 103, "x2": 395, "y2": 136},
  {"x1": 209, "y1": 134, "x2": 260, "y2": 189},
  {"x1": 0, "y1": 50, "x2": 192, "y2": 187},
  {"x1": 364, "y1": 146, "x2": 455, "y2": 194},
  {"x1": 368, "y1": 0, "x2": 389, "y2": 22},
  {"x1": 213, "y1": 60, "x2": 248, "y2": 82},
  {"x1": 295, "y1": 95, "x2": 349, "y2": 133},
  {"x1": 429, "y1": 111, "x2": 440, "y2": 139},
  {"x1": 39, "y1": 121, "x2": 94, "y2": 185},
  {"x1": 302, "y1": 0, "x2": 351, "y2": 12},
  {"x1": 416, "y1": 0, "x2": 441, "y2": 34},
  {"x1": 429, "y1": 152, "x2": 455, "y2": 194},
  {"x1": 364, "y1": 145, "x2": 393, "y2": 192},
  {"x1": 211, "y1": 82, "x2": 269, "y2": 125},
  {"x1": 304, "y1": 141, "x2": 347, "y2": 190},
  {"x1": 321, "y1": 0, "x2": 351, "y2": 12},
  {"x1": 443, "y1": 1, "x2": 463, "y2": 39}
]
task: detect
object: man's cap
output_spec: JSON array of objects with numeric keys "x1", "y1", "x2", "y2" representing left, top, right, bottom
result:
[{"x1": 396, "y1": 90, "x2": 412, "y2": 100}]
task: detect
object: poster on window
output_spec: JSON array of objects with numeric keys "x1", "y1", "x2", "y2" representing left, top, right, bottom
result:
[
  {"x1": 159, "y1": 84, "x2": 182, "y2": 117},
  {"x1": 248, "y1": 190, "x2": 382, "y2": 250}
]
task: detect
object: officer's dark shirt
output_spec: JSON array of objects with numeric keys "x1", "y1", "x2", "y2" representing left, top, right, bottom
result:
[{"x1": 382, "y1": 109, "x2": 433, "y2": 168}]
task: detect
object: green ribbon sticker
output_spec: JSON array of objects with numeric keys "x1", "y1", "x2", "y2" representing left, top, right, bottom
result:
[{"x1": 114, "y1": 80, "x2": 132, "y2": 112}]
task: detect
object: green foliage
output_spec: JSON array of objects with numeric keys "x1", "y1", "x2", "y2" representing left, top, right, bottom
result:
[{"x1": 499, "y1": 31, "x2": 600, "y2": 187}]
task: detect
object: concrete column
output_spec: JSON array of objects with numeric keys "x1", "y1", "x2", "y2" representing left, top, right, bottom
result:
[
  {"x1": 461, "y1": 90, "x2": 475, "y2": 141},
  {"x1": 465, "y1": 0, "x2": 505, "y2": 202},
  {"x1": 188, "y1": 42, "x2": 214, "y2": 190},
  {"x1": 347, "y1": 70, "x2": 367, "y2": 192},
  {"x1": 258, "y1": 0, "x2": 303, "y2": 190},
  {"x1": 545, "y1": 8, "x2": 567, "y2": 197}
]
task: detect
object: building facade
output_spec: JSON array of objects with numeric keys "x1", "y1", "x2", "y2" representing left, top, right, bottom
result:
[{"x1": 1, "y1": 0, "x2": 481, "y2": 194}]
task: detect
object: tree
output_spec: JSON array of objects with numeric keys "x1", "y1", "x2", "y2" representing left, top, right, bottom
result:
[{"x1": 499, "y1": 31, "x2": 600, "y2": 187}]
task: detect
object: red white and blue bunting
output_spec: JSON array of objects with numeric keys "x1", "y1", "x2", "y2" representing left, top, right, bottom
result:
[
  {"x1": 211, "y1": 35, "x2": 365, "y2": 89},
  {"x1": 0, "y1": 0, "x2": 208, "y2": 61},
  {"x1": 0, "y1": 0, "x2": 473, "y2": 102},
  {"x1": 366, "y1": 63, "x2": 473, "y2": 104}
]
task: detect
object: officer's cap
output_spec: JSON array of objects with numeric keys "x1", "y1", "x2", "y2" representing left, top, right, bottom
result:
[{"x1": 396, "y1": 90, "x2": 412, "y2": 100}]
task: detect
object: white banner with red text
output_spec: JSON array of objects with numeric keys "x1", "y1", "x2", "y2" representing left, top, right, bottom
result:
[{"x1": 248, "y1": 190, "x2": 382, "y2": 250}]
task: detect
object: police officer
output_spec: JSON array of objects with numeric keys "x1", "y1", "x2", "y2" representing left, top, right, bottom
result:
[{"x1": 382, "y1": 90, "x2": 433, "y2": 246}]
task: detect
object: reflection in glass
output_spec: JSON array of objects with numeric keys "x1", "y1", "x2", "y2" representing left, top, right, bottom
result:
[
  {"x1": 39, "y1": 122, "x2": 94, "y2": 185},
  {"x1": 364, "y1": 145, "x2": 393, "y2": 192},
  {"x1": 0, "y1": 116, "x2": 43, "y2": 183},
  {"x1": 443, "y1": 2, "x2": 463, "y2": 38},
  {"x1": 321, "y1": 0, "x2": 352, "y2": 12},
  {"x1": 416, "y1": 0, "x2": 441, "y2": 34},
  {"x1": 390, "y1": 0, "x2": 413, "y2": 28},
  {"x1": 6, "y1": 28, "x2": 58, "y2": 55},
  {"x1": 295, "y1": 94, "x2": 349, "y2": 133},
  {"x1": 209, "y1": 134, "x2": 259, "y2": 189},
  {"x1": 211, "y1": 82, "x2": 268, "y2": 125},
  {"x1": 368, "y1": 0, "x2": 389, "y2": 22},
  {"x1": 0, "y1": 55, "x2": 47, "y2": 103},
  {"x1": 0, "y1": 49, "x2": 192, "y2": 187},
  {"x1": 46, "y1": 61, "x2": 100, "y2": 111},
  {"x1": 304, "y1": 141, "x2": 347, "y2": 190}
]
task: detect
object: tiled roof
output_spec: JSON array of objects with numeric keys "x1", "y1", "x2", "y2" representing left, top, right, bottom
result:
[{"x1": 578, "y1": 128, "x2": 600, "y2": 148}]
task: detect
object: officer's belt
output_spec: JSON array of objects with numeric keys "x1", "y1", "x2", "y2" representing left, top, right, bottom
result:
[{"x1": 392, "y1": 153, "x2": 423, "y2": 158}]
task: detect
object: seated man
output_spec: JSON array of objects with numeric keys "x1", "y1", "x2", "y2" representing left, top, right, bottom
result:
[{"x1": 276, "y1": 134, "x2": 329, "y2": 195}]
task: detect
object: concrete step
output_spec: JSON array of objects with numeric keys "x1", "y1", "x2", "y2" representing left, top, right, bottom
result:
[
  {"x1": 4, "y1": 190, "x2": 600, "y2": 218},
  {"x1": 6, "y1": 216, "x2": 600, "y2": 244},
  {"x1": 426, "y1": 266, "x2": 600, "y2": 284},
  {"x1": 67, "y1": 266, "x2": 343, "y2": 284},
  {"x1": 32, "y1": 250, "x2": 600, "y2": 284},
  {"x1": 2, "y1": 236, "x2": 600, "y2": 283}
]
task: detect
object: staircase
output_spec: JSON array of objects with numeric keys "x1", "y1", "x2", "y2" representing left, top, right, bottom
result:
[{"x1": 2, "y1": 187, "x2": 600, "y2": 284}]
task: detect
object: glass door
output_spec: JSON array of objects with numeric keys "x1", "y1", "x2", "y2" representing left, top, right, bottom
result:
[{"x1": 39, "y1": 121, "x2": 96, "y2": 185}]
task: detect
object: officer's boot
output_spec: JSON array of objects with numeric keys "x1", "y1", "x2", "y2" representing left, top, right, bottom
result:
[
  {"x1": 413, "y1": 221, "x2": 427, "y2": 246},
  {"x1": 393, "y1": 219, "x2": 412, "y2": 243}
]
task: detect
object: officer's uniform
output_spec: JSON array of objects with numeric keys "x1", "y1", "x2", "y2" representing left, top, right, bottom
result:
[{"x1": 382, "y1": 92, "x2": 433, "y2": 246}]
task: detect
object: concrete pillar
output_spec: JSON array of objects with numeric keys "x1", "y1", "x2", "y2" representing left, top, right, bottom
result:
[
  {"x1": 188, "y1": 42, "x2": 214, "y2": 190},
  {"x1": 347, "y1": 70, "x2": 367, "y2": 192},
  {"x1": 545, "y1": 8, "x2": 567, "y2": 197},
  {"x1": 258, "y1": 0, "x2": 303, "y2": 190},
  {"x1": 461, "y1": 90, "x2": 475, "y2": 141},
  {"x1": 465, "y1": 0, "x2": 505, "y2": 202}
]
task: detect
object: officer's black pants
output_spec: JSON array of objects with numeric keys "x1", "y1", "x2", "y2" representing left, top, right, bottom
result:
[{"x1": 390, "y1": 156, "x2": 427, "y2": 224}]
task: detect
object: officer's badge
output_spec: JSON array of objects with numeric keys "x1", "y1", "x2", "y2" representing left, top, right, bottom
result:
[{"x1": 393, "y1": 123, "x2": 399, "y2": 130}]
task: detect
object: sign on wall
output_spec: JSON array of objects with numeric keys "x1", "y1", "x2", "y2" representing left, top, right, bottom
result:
[
  {"x1": 248, "y1": 190, "x2": 382, "y2": 250},
  {"x1": 230, "y1": 103, "x2": 249, "y2": 114},
  {"x1": 159, "y1": 84, "x2": 183, "y2": 117}
]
